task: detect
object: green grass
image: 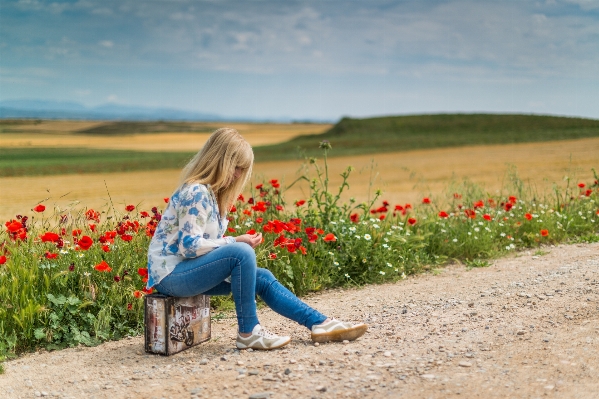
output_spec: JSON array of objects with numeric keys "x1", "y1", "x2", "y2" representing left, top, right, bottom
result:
[
  {"x1": 76, "y1": 121, "x2": 217, "y2": 135},
  {"x1": 252, "y1": 113, "x2": 599, "y2": 161},
  {"x1": 2, "y1": 114, "x2": 598, "y2": 177},
  {"x1": 0, "y1": 147, "x2": 195, "y2": 177}
]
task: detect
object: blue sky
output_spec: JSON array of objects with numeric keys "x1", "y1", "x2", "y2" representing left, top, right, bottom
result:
[{"x1": 1, "y1": 0, "x2": 598, "y2": 120}]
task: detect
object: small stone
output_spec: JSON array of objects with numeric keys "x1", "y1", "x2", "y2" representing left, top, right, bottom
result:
[
  {"x1": 516, "y1": 330, "x2": 526, "y2": 335},
  {"x1": 221, "y1": 356, "x2": 228, "y2": 361},
  {"x1": 342, "y1": 340, "x2": 350, "y2": 345},
  {"x1": 284, "y1": 368, "x2": 292, "y2": 375},
  {"x1": 248, "y1": 369, "x2": 260, "y2": 376},
  {"x1": 34, "y1": 392, "x2": 41, "y2": 397},
  {"x1": 314, "y1": 342, "x2": 319, "y2": 347},
  {"x1": 236, "y1": 374, "x2": 246, "y2": 380},
  {"x1": 315, "y1": 386, "x2": 327, "y2": 392},
  {"x1": 544, "y1": 385, "x2": 555, "y2": 390},
  {"x1": 458, "y1": 361, "x2": 472, "y2": 367},
  {"x1": 421, "y1": 374, "x2": 435, "y2": 379},
  {"x1": 289, "y1": 359, "x2": 296, "y2": 364},
  {"x1": 103, "y1": 385, "x2": 114, "y2": 390},
  {"x1": 41, "y1": 392, "x2": 49, "y2": 397},
  {"x1": 468, "y1": 302, "x2": 474, "y2": 307},
  {"x1": 247, "y1": 348, "x2": 254, "y2": 352},
  {"x1": 343, "y1": 350, "x2": 350, "y2": 355},
  {"x1": 190, "y1": 388, "x2": 203, "y2": 395},
  {"x1": 383, "y1": 351, "x2": 392, "y2": 357},
  {"x1": 237, "y1": 360, "x2": 245, "y2": 366},
  {"x1": 200, "y1": 358, "x2": 209, "y2": 365},
  {"x1": 249, "y1": 392, "x2": 273, "y2": 399}
]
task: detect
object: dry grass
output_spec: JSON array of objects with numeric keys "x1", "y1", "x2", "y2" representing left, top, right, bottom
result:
[
  {"x1": 0, "y1": 120, "x2": 331, "y2": 152},
  {"x1": 2, "y1": 138, "x2": 597, "y2": 222}
]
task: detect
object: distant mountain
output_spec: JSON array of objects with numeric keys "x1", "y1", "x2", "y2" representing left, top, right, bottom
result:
[{"x1": 0, "y1": 99, "x2": 301, "y2": 122}]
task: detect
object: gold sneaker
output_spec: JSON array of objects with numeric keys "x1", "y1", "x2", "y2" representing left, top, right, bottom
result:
[
  {"x1": 311, "y1": 319, "x2": 368, "y2": 343},
  {"x1": 236, "y1": 324, "x2": 291, "y2": 350}
]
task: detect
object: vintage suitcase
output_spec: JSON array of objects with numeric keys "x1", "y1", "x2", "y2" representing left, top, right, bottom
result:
[{"x1": 144, "y1": 293, "x2": 211, "y2": 355}]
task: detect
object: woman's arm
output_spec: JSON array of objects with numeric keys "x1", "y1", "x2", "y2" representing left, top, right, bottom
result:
[{"x1": 176, "y1": 186, "x2": 235, "y2": 258}]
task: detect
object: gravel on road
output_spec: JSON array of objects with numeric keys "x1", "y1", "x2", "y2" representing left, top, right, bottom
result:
[{"x1": 1, "y1": 242, "x2": 598, "y2": 399}]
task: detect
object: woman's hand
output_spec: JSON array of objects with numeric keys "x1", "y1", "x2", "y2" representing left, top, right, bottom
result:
[{"x1": 235, "y1": 233, "x2": 263, "y2": 249}]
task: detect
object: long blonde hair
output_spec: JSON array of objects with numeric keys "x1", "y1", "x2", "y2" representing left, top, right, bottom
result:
[{"x1": 180, "y1": 128, "x2": 253, "y2": 217}]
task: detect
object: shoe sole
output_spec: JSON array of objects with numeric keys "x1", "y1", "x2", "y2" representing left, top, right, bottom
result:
[
  {"x1": 236, "y1": 338, "x2": 291, "y2": 351},
  {"x1": 311, "y1": 324, "x2": 368, "y2": 343}
]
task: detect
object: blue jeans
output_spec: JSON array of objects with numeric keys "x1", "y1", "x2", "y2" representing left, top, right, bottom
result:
[{"x1": 154, "y1": 242, "x2": 327, "y2": 333}]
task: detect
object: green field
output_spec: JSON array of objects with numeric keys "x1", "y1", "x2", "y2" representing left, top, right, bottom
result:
[
  {"x1": 2, "y1": 114, "x2": 598, "y2": 177},
  {"x1": 0, "y1": 147, "x2": 194, "y2": 177},
  {"x1": 252, "y1": 113, "x2": 599, "y2": 161}
]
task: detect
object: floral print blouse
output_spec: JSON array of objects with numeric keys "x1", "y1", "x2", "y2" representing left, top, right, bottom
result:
[{"x1": 146, "y1": 182, "x2": 235, "y2": 288}]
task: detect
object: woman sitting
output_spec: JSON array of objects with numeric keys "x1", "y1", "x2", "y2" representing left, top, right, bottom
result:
[{"x1": 146, "y1": 128, "x2": 367, "y2": 350}]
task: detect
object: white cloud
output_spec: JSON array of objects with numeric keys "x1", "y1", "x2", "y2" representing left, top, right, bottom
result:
[{"x1": 99, "y1": 40, "x2": 114, "y2": 48}]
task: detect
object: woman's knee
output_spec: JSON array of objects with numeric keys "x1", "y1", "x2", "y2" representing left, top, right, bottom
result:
[
  {"x1": 256, "y1": 268, "x2": 276, "y2": 291},
  {"x1": 227, "y1": 242, "x2": 257, "y2": 266}
]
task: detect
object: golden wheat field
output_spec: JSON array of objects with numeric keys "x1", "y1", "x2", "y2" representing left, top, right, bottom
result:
[
  {"x1": 0, "y1": 120, "x2": 331, "y2": 151},
  {"x1": 1, "y1": 136, "x2": 597, "y2": 222}
]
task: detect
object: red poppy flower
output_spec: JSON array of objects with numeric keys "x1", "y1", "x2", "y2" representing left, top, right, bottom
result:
[
  {"x1": 72, "y1": 229, "x2": 82, "y2": 237},
  {"x1": 40, "y1": 232, "x2": 60, "y2": 243},
  {"x1": 422, "y1": 197, "x2": 431, "y2": 204},
  {"x1": 227, "y1": 227, "x2": 236, "y2": 233},
  {"x1": 125, "y1": 205, "x2": 135, "y2": 212},
  {"x1": 525, "y1": 213, "x2": 533, "y2": 221},
  {"x1": 473, "y1": 200, "x2": 484, "y2": 209},
  {"x1": 127, "y1": 303, "x2": 133, "y2": 310},
  {"x1": 255, "y1": 184, "x2": 263, "y2": 190},
  {"x1": 394, "y1": 205, "x2": 404, "y2": 211},
  {"x1": 585, "y1": 189, "x2": 592, "y2": 197},
  {"x1": 164, "y1": 197, "x2": 170, "y2": 203},
  {"x1": 33, "y1": 204, "x2": 46, "y2": 212},
  {"x1": 379, "y1": 215, "x2": 385, "y2": 221},
  {"x1": 100, "y1": 245, "x2": 110, "y2": 253},
  {"x1": 540, "y1": 229, "x2": 549, "y2": 237},
  {"x1": 137, "y1": 268, "x2": 149, "y2": 278},
  {"x1": 114, "y1": 275, "x2": 121, "y2": 282},
  {"x1": 256, "y1": 217, "x2": 263, "y2": 223},
  {"x1": 133, "y1": 290, "x2": 142, "y2": 298},
  {"x1": 68, "y1": 263, "x2": 75, "y2": 272},
  {"x1": 578, "y1": 182, "x2": 585, "y2": 188},
  {"x1": 120, "y1": 234, "x2": 133, "y2": 242},
  {"x1": 453, "y1": 193, "x2": 462, "y2": 199},
  {"x1": 405, "y1": 204, "x2": 412, "y2": 210},
  {"x1": 242, "y1": 209, "x2": 251, "y2": 216},
  {"x1": 140, "y1": 211, "x2": 150, "y2": 218},
  {"x1": 78, "y1": 235, "x2": 93, "y2": 250},
  {"x1": 142, "y1": 287, "x2": 153, "y2": 294},
  {"x1": 251, "y1": 201, "x2": 268, "y2": 212},
  {"x1": 44, "y1": 251, "x2": 58, "y2": 259},
  {"x1": 270, "y1": 179, "x2": 280, "y2": 188},
  {"x1": 275, "y1": 205, "x2": 284, "y2": 211},
  {"x1": 0, "y1": 255, "x2": 6, "y2": 265},
  {"x1": 246, "y1": 229, "x2": 256, "y2": 235},
  {"x1": 483, "y1": 214, "x2": 492, "y2": 221},
  {"x1": 323, "y1": 233, "x2": 337, "y2": 242},
  {"x1": 438, "y1": 211, "x2": 449, "y2": 218},
  {"x1": 464, "y1": 209, "x2": 476, "y2": 219},
  {"x1": 350, "y1": 213, "x2": 360, "y2": 223},
  {"x1": 238, "y1": 194, "x2": 245, "y2": 201},
  {"x1": 504, "y1": 203, "x2": 513, "y2": 212},
  {"x1": 85, "y1": 209, "x2": 100, "y2": 222},
  {"x1": 6, "y1": 220, "x2": 23, "y2": 233},
  {"x1": 295, "y1": 200, "x2": 306, "y2": 207},
  {"x1": 508, "y1": 196, "x2": 517, "y2": 204},
  {"x1": 89, "y1": 223, "x2": 96, "y2": 232},
  {"x1": 94, "y1": 260, "x2": 112, "y2": 272},
  {"x1": 408, "y1": 218, "x2": 417, "y2": 225}
]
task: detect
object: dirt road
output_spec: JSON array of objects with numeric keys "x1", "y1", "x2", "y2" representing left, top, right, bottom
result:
[{"x1": 1, "y1": 242, "x2": 598, "y2": 399}]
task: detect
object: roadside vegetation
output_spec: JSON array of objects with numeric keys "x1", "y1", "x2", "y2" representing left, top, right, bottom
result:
[{"x1": 1, "y1": 141, "x2": 597, "y2": 370}]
